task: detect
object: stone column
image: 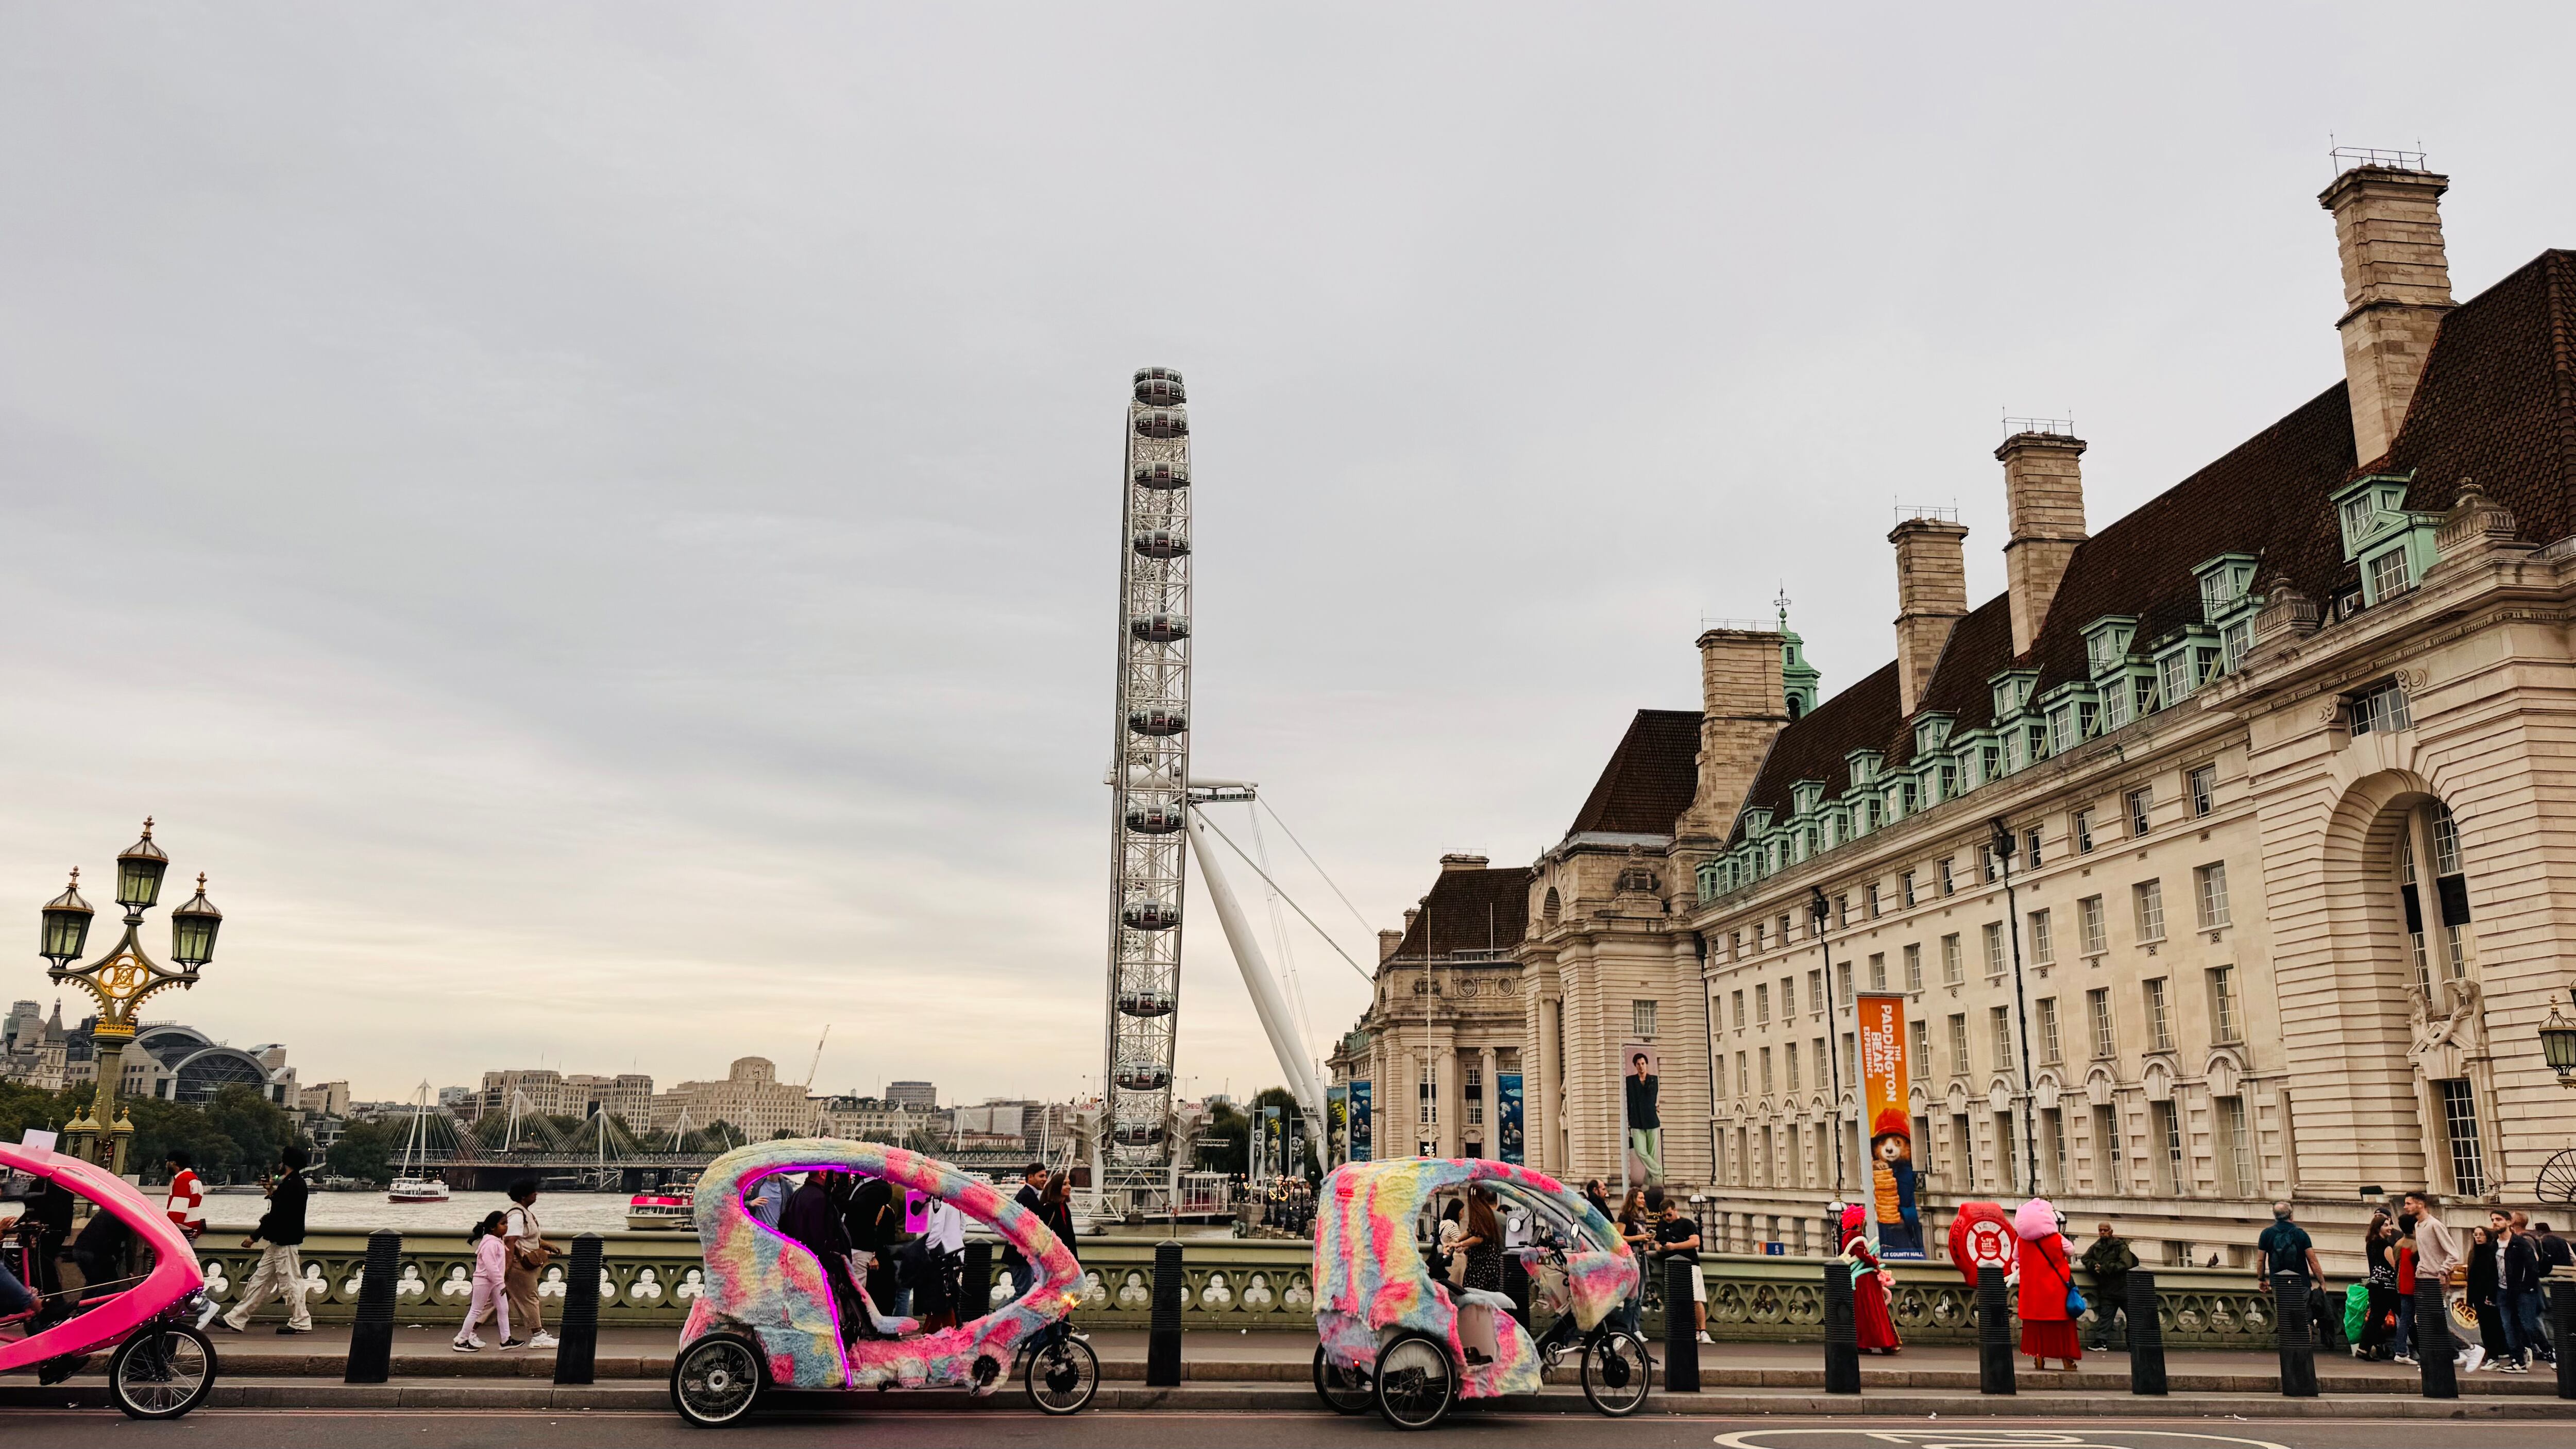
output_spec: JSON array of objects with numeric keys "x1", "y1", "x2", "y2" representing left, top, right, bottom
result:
[{"x1": 1440, "y1": 1038, "x2": 1464, "y2": 1158}]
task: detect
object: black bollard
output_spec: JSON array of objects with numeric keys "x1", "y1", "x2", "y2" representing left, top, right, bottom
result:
[
  {"x1": 1822, "y1": 1261, "x2": 1859, "y2": 1394},
  {"x1": 2415, "y1": 1274, "x2": 2456, "y2": 1399},
  {"x1": 1976, "y1": 1265, "x2": 2015, "y2": 1394},
  {"x1": 2552, "y1": 1280, "x2": 2575, "y2": 1401},
  {"x1": 1146, "y1": 1241, "x2": 1184, "y2": 1387},
  {"x1": 961, "y1": 1241, "x2": 993, "y2": 1321},
  {"x1": 2273, "y1": 1271, "x2": 2316, "y2": 1397},
  {"x1": 2127, "y1": 1269, "x2": 2166, "y2": 1395},
  {"x1": 343, "y1": 1230, "x2": 402, "y2": 1385},
  {"x1": 553, "y1": 1234, "x2": 604, "y2": 1386},
  {"x1": 1663, "y1": 1259, "x2": 1700, "y2": 1392}
]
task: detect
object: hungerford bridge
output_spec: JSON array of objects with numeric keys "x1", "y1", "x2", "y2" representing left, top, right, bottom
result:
[{"x1": 389, "y1": 1101, "x2": 1041, "y2": 1192}]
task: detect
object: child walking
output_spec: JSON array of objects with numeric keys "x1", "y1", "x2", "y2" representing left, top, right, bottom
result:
[{"x1": 453, "y1": 1212, "x2": 513, "y2": 1352}]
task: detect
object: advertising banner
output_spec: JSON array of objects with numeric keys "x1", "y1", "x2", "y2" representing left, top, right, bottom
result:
[
  {"x1": 1618, "y1": 1041, "x2": 1662, "y2": 1188},
  {"x1": 1348, "y1": 1081, "x2": 1372, "y2": 1162},
  {"x1": 1496, "y1": 1073, "x2": 1524, "y2": 1164},
  {"x1": 1326, "y1": 1083, "x2": 1348, "y2": 1166},
  {"x1": 1856, "y1": 991, "x2": 1922, "y2": 1257}
]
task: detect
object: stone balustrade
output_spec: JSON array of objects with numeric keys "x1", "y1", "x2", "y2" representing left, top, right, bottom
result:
[{"x1": 187, "y1": 1232, "x2": 2284, "y2": 1350}]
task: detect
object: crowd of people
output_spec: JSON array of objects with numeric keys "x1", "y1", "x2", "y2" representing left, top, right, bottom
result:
[{"x1": 2349, "y1": 1192, "x2": 2566, "y2": 1374}]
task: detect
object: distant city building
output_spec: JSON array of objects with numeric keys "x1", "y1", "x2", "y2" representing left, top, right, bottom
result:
[
  {"x1": 950, "y1": 1099, "x2": 1026, "y2": 1141},
  {"x1": 472, "y1": 1068, "x2": 654, "y2": 1124},
  {"x1": 297, "y1": 1081, "x2": 352, "y2": 1118},
  {"x1": 436, "y1": 1085, "x2": 476, "y2": 1111},
  {"x1": 0, "y1": 1000, "x2": 70, "y2": 1090},
  {"x1": 813, "y1": 1095, "x2": 923, "y2": 1144},
  {"x1": 652, "y1": 1057, "x2": 817, "y2": 1140},
  {"x1": 884, "y1": 1081, "x2": 938, "y2": 1112}
]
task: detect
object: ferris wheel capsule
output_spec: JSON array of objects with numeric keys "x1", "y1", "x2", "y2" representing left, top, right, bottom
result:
[
  {"x1": 1121, "y1": 898, "x2": 1181, "y2": 931},
  {"x1": 1124, "y1": 803, "x2": 1186, "y2": 835},
  {"x1": 1128, "y1": 707, "x2": 1188, "y2": 737},
  {"x1": 1114, "y1": 1062, "x2": 1173, "y2": 1092},
  {"x1": 1133, "y1": 408, "x2": 1188, "y2": 440},
  {"x1": 1129, "y1": 613, "x2": 1190, "y2": 643},
  {"x1": 1133, "y1": 462, "x2": 1190, "y2": 489},
  {"x1": 1132, "y1": 369, "x2": 1186, "y2": 406},
  {"x1": 1132, "y1": 529, "x2": 1189, "y2": 559}
]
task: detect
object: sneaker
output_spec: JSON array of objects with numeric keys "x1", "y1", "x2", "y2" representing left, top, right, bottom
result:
[
  {"x1": 36, "y1": 1353, "x2": 92, "y2": 1386},
  {"x1": 1696, "y1": 1331, "x2": 1713, "y2": 1344},
  {"x1": 528, "y1": 1331, "x2": 559, "y2": 1349},
  {"x1": 499, "y1": 1338, "x2": 526, "y2": 1350},
  {"x1": 192, "y1": 1299, "x2": 219, "y2": 1331},
  {"x1": 2393, "y1": 1353, "x2": 2417, "y2": 1366},
  {"x1": 214, "y1": 1318, "x2": 246, "y2": 1334},
  {"x1": 2500, "y1": 1360, "x2": 2528, "y2": 1374},
  {"x1": 276, "y1": 1325, "x2": 307, "y2": 1335},
  {"x1": 2460, "y1": 1347, "x2": 2486, "y2": 1373},
  {"x1": 2351, "y1": 1345, "x2": 2367, "y2": 1359},
  {"x1": 451, "y1": 1338, "x2": 480, "y2": 1353}
]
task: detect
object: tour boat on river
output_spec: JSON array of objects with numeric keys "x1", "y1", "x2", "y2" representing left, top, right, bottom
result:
[
  {"x1": 387, "y1": 1081, "x2": 451, "y2": 1204},
  {"x1": 626, "y1": 1182, "x2": 695, "y2": 1231}
]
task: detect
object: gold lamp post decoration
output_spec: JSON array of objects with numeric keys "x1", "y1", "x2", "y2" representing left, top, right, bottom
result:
[{"x1": 39, "y1": 820, "x2": 223, "y2": 1177}]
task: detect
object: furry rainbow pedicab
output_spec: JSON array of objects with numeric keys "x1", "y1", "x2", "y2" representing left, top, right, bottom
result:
[
  {"x1": 668, "y1": 1138, "x2": 1096, "y2": 1427},
  {"x1": 1312, "y1": 1157, "x2": 1648, "y2": 1429},
  {"x1": 0, "y1": 1139, "x2": 217, "y2": 1419}
]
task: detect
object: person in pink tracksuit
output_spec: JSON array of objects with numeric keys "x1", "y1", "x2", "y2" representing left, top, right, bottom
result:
[{"x1": 453, "y1": 1212, "x2": 513, "y2": 1352}]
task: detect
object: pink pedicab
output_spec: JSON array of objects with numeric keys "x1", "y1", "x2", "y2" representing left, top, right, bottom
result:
[
  {"x1": 669, "y1": 1138, "x2": 1095, "y2": 1427},
  {"x1": 1313, "y1": 1157, "x2": 1647, "y2": 1429},
  {"x1": 0, "y1": 1140, "x2": 216, "y2": 1419}
]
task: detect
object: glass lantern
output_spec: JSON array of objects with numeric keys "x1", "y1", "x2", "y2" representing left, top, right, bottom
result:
[
  {"x1": 171, "y1": 875, "x2": 222, "y2": 968},
  {"x1": 40, "y1": 872, "x2": 93, "y2": 965},
  {"x1": 115, "y1": 821, "x2": 169, "y2": 911}
]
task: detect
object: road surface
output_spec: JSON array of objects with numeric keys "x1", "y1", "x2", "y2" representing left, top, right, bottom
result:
[{"x1": 0, "y1": 1410, "x2": 2564, "y2": 1448}]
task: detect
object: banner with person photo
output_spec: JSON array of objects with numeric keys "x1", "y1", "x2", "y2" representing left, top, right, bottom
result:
[{"x1": 1618, "y1": 1042, "x2": 1662, "y2": 1189}]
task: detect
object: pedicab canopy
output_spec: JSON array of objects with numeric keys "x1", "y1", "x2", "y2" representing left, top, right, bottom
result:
[
  {"x1": 684, "y1": 1138, "x2": 1082, "y2": 1394},
  {"x1": 0, "y1": 1141, "x2": 204, "y2": 1374},
  {"x1": 1314, "y1": 1158, "x2": 1638, "y2": 1397}
]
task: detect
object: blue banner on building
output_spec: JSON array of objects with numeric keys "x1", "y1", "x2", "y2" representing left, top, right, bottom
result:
[
  {"x1": 1497, "y1": 1073, "x2": 1524, "y2": 1164},
  {"x1": 1348, "y1": 1081, "x2": 1372, "y2": 1162}
]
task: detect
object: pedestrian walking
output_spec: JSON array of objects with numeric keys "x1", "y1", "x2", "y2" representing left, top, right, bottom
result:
[
  {"x1": 2356, "y1": 1214, "x2": 2400, "y2": 1360},
  {"x1": 999, "y1": 1163, "x2": 1046, "y2": 1304},
  {"x1": 162, "y1": 1150, "x2": 204, "y2": 1242},
  {"x1": 746, "y1": 1173, "x2": 788, "y2": 1230},
  {"x1": 2399, "y1": 1190, "x2": 2467, "y2": 1370},
  {"x1": 1615, "y1": 1187, "x2": 1652, "y2": 1334},
  {"x1": 2467, "y1": 1225, "x2": 2514, "y2": 1371},
  {"x1": 220, "y1": 1145, "x2": 312, "y2": 1335},
  {"x1": 2080, "y1": 1222, "x2": 2137, "y2": 1351},
  {"x1": 2532, "y1": 1219, "x2": 2569, "y2": 1359},
  {"x1": 501, "y1": 1178, "x2": 561, "y2": 1350},
  {"x1": 453, "y1": 1211, "x2": 513, "y2": 1352},
  {"x1": 2495, "y1": 1209, "x2": 2546, "y2": 1370}
]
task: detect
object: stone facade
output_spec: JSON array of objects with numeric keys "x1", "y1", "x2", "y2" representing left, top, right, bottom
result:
[{"x1": 1665, "y1": 160, "x2": 2576, "y2": 1271}]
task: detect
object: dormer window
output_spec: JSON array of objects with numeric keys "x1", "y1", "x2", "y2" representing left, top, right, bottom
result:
[
  {"x1": 1847, "y1": 749, "x2": 1882, "y2": 785},
  {"x1": 2333, "y1": 473, "x2": 2414, "y2": 558},
  {"x1": 2081, "y1": 617, "x2": 2139, "y2": 677},
  {"x1": 1913, "y1": 713, "x2": 1954, "y2": 755},
  {"x1": 1792, "y1": 780, "x2": 1825, "y2": 814},
  {"x1": 2364, "y1": 545, "x2": 2415, "y2": 604},
  {"x1": 2194, "y1": 554, "x2": 2260, "y2": 623},
  {"x1": 1990, "y1": 670, "x2": 2037, "y2": 720}
]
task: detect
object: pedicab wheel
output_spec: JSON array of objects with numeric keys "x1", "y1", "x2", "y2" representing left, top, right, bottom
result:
[
  {"x1": 1024, "y1": 1334, "x2": 1099, "y2": 1415},
  {"x1": 1371, "y1": 1331, "x2": 1456, "y2": 1430},
  {"x1": 1312, "y1": 1342, "x2": 1372, "y2": 1414},
  {"x1": 671, "y1": 1333, "x2": 765, "y2": 1428},
  {"x1": 1580, "y1": 1328, "x2": 1653, "y2": 1417},
  {"x1": 108, "y1": 1323, "x2": 217, "y2": 1420}
]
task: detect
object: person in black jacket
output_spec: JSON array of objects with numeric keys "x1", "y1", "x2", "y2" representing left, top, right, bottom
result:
[
  {"x1": 219, "y1": 1145, "x2": 312, "y2": 1334},
  {"x1": 998, "y1": 1163, "x2": 1046, "y2": 1305},
  {"x1": 782, "y1": 1172, "x2": 867, "y2": 1339}
]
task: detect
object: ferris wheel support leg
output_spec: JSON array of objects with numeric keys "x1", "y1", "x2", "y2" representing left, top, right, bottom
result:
[{"x1": 1187, "y1": 810, "x2": 1328, "y2": 1158}]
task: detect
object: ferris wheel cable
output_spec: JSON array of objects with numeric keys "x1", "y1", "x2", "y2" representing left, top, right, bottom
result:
[
  {"x1": 1190, "y1": 808, "x2": 1377, "y2": 986},
  {"x1": 1256, "y1": 798, "x2": 1378, "y2": 935}
]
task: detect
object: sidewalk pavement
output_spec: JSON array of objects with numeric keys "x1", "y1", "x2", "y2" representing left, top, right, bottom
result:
[{"x1": 102, "y1": 1322, "x2": 2568, "y2": 1396}]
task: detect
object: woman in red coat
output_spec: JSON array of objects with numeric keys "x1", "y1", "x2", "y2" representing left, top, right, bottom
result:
[
  {"x1": 2013, "y1": 1198, "x2": 2081, "y2": 1370},
  {"x1": 1839, "y1": 1205, "x2": 1902, "y2": 1354}
]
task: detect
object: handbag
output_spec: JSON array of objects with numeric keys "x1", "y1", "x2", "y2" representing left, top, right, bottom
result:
[{"x1": 2065, "y1": 1280, "x2": 2088, "y2": 1317}]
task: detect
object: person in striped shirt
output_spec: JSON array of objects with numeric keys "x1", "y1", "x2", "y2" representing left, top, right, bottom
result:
[{"x1": 164, "y1": 1150, "x2": 205, "y2": 1240}]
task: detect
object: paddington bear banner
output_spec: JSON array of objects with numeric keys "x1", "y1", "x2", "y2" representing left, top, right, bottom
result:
[{"x1": 1856, "y1": 991, "x2": 1924, "y2": 1258}]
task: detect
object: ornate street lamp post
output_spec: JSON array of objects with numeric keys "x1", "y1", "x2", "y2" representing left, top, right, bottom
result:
[
  {"x1": 1989, "y1": 817, "x2": 2040, "y2": 1198},
  {"x1": 2541, "y1": 989, "x2": 2576, "y2": 1087},
  {"x1": 38, "y1": 820, "x2": 222, "y2": 1176}
]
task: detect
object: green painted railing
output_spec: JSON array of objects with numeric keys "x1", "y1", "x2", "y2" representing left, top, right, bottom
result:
[{"x1": 188, "y1": 1233, "x2": 2283, "y2": 1351}]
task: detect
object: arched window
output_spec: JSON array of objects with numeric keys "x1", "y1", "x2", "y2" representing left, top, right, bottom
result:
[
  {"x1": 2393, "y1": 801, "x2": 2474, "y2": 989},
  {"x1": 1541, "y1": 887, "x2": 1562, "y2": 923}
]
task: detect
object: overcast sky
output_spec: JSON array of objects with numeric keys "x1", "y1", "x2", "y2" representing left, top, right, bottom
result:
[{"x1": 3, "y1": 5, "x2": 2570, "y2": 1107}]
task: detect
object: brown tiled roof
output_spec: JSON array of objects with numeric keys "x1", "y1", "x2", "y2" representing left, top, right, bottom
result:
[
  {"x1": 1725, "y1": 249, "x2": 2576, "y2": 846},
  {"x1": 1390, "y1": 865, "x2": 1535, "y2": 959},
  {"x1": 1563, "y1": 708, "x2": 1703, "y2": 838}
]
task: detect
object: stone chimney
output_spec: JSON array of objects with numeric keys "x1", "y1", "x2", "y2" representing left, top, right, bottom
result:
[
  {"x1": 2320, "y1": 162, "x2": 2454, "y2": 464},
  {"x1": 1437, "y1": 853, "x2": 1490, "y2": 873},
  {"x1": 1378, "y1": 928, "x2": 1404, "y2": 963},
  {"x1": 1676, "y1": 628, "x2": 1789, "y2": 842},
  {"x1": 1888, "y1": 516, "x2": 1970, "y2": 716},
  {"x1": 1997, "y1": 431, "x2": 2088, "y2": 657}
]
